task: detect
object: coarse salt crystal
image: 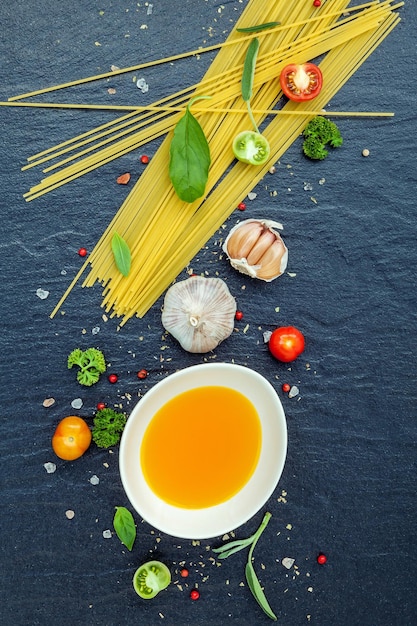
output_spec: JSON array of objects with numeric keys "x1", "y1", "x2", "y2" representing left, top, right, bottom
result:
[
  {"x1": 43, "y1": 462, "x2": 57, "y2": 474},
  {"x1": 136, "y1": 77, "x2": 149, "y2": 93},
  {"x1": 247, "y1": 192, "x2": 257, "y2": 200},
  {"x1": 263, "y1": 331, "x2": 272, "y2": 343},
  {"x1": 36, "y1": 288, "x2": 49, "y2": 300},
  {"x1": 92, "y1": 326, "x2": 100, "y2": 335},
  {"x1": 282, "y1": 557, "x2": 295, "y2": 569},
  {"x1": 71, "y1": 398, "x2": 83, "y2": 409},
  {"x1": 288, "y1": 385, "x2": 299, "y2": 398},
  {"x1": 89, "y1": 475, "x2": 100, "y2": 485},
  {"x1": 66, "y1": 510, "x2": 75, "y2": 519},
  {"x1": 102, "y1": 529, "x2": 112, "y2": 539}
]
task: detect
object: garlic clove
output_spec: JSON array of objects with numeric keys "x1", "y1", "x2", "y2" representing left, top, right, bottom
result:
[
  {"x1": 223, "y1": 218, "x2": 288, "y2": 282},
  {"x1": 161, "y1": 276, "x2": 236, "y2": 353},
  {"x1": 256, "y1": 239, "x2": 288, "y2": 280},
  {"x1": 226, "y1": 220, "x2": 264, "y2": 260},
  {"x1": 245, "y1": 228, "x2": 277, "y2": 266}
]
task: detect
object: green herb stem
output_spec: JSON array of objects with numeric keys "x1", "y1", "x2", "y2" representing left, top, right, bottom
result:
[
  {"x1": 212, "y1": 535, "x2": 256, "y2": 559},
  {"x1": 248, "y1": 511, "x2": 272, "y2": 559},
  {"x1": 212, "y1": 512, "x2": 277, "y2": 621},
  {"x1": 245, "y1": 512, "x2": 277, "y2": 620},
  {"x1": 246, "y1": 101, "x2": 259, "y2": 134}
]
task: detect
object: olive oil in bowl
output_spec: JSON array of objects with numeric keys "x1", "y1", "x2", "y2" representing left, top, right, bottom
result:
[{"x1": 140, "y1": 386, "x2": 261, "y2": 509}]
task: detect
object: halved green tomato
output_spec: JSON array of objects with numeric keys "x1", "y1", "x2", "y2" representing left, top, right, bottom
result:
[
  {"x1": 233, "y1": 130, "x2": 270, "y2": 165},
  {"x1": 133, "y1": 560, "x2": 171, "y2": 599}
]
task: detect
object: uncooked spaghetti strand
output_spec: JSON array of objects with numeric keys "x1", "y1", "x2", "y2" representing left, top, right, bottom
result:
[{"x1": 0, "y1": 101, "x2": 394, "y2": 117}]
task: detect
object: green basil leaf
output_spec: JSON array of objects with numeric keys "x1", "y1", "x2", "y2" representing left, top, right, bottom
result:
[
  {"x1": 245, "y1": 561, "x2": 277, "y2": 621},
  {"x1": 241, "y1": 38, "x2": 260, "y2": 103},
  {"x1": 169, "y1": 97, "x2": 211, "y2": 203},
  {"x1": 113, "y1": 506, "x2": 136, "y2": 551},
  {"x1": 111, "y1": 232, "x2": 131, "y2": 277},
  {"x1": 237, "y1": 21, "x2": 280, "y2": 33}
]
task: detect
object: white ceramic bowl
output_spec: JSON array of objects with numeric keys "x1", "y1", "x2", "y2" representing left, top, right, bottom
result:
[{"x1": 119, "y1": 363, "x2": 287, "y2": 539}]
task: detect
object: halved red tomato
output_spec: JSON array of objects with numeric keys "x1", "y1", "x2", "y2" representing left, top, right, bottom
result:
[{"x1": 280, "y1": 63, "x2": 323, "y2": 102}]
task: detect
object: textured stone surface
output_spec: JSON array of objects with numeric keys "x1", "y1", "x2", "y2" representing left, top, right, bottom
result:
[{"x1": 0, "y1": 2, "x2": 415, "y2": 625}]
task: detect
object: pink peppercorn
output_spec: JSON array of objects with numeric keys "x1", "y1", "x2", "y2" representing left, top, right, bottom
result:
[
  {"x1": 137, "y1": 369, "x2": 148, "y2": 379},
  {"x1": 96, "y1": 402, "x2": 106, "y2": 410},
  {"x1": 190, "y1": 589, "x2": 200, "y2": 600},
  {"x1": 78, "y1": 247, "x2": 87, "y2": 257},
  {"x1": 235, "y1": 311, "x2": 244, "y2": 321},
  {"x1": 282, "y1": 383, "x2": 291, "y2": 393},
  {"x1": 317, "y1": 553, "x2": 327, "y2": 564},
  {"x1": 237, "y1": 202, "x2": 246, "y2": 211},
  {"x1": 140, "y1": 154, "x2": 150, "y2": 164},
  {"x1": 108, "y1": 373, "x2": 118, "y2": 384}
]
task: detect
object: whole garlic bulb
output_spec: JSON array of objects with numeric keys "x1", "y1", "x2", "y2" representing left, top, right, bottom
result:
[
  {"x1": 223, "y1": 218, "x2": 288, "y2": 282},
  {"x1": 161, "y1": 276, "x2": 236, "y2": 353}
]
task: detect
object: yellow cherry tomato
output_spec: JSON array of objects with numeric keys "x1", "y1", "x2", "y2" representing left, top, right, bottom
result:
[{"x1": 52, "y1": 416, "x2": 91, "y2": 460}]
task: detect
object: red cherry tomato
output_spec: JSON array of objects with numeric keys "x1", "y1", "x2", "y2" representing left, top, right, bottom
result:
[
  {"x1": 280, "y1": 63, "x2": 323, "y2": 102},
  {"x1": 269, "y1": 326, "x2": 305, "y2": 362},
  {"x1": 52, "y1": 416, "x2": 91, "y2": 460}
]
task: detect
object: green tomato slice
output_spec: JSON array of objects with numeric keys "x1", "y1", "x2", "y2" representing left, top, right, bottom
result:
[
  {"x1": 133, "y1": 560, "x2": 171, "y2": 599},
  {"x1": 233, "y1": 130, "x2": 270, "y2": 165}
]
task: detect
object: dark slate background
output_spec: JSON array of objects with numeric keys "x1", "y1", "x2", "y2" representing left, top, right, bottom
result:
[{"x1": 0, "y1": 1, "x2": 416, "y2": 625}]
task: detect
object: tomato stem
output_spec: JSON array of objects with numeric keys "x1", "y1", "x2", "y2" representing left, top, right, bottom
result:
[{"x1": 246, "y1": 101, "x2": 259, "y2": 134}]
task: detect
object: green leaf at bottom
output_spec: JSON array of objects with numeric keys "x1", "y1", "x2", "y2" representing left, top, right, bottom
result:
[{"x1": 245, "y1": 560, "x2": 277, "y2": 621}]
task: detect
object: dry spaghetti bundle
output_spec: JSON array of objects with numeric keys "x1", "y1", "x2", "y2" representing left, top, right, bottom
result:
[{"x1": 15, "y1": 0, "x2": 401, "y2": 323}]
